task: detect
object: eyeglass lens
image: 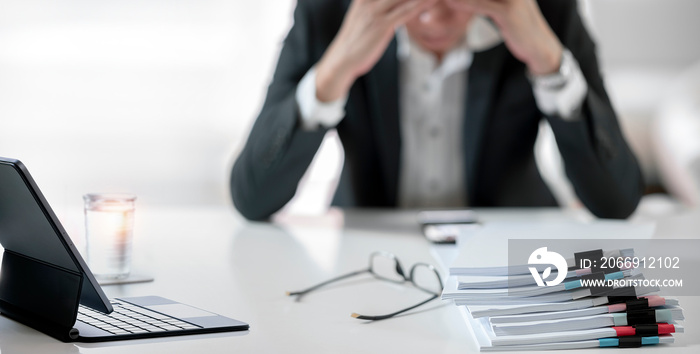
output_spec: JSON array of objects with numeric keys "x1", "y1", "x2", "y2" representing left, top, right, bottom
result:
[
  {"x1": 410, "y1": 263, "x2": 443, "y2": 295},
  {"x1": 369, "y1": 252, "x2": 442, "y2": 294},
  {"x1": 369, "y1": 251, "x2": 405, "y2": 282}
]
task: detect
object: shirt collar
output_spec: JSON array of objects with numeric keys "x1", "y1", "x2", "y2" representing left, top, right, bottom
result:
[
  {"x1": 397, "y1": 15, "x2": 502, "y2": 61},
  {"x1": 465, "y1": 16, "x2": 502, "y2": 52}
]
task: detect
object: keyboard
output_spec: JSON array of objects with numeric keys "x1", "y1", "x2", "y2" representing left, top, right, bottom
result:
[{"x1": 76, "y1": 300, "x2": 202, "y2": 335}]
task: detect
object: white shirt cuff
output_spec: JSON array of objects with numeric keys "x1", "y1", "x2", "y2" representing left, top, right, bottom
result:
[
  {"x1": 531, "y1": 49, "x2": 588, "y2": 121},
  {"x1": 295, "y1": 66, "x2": 348, "y2": 130}
]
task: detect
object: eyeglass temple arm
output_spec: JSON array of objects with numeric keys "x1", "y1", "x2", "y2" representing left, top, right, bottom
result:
[
  {"x1": 286, "y1": 268, "x2": 370, "y2": 297},
  {"x1": 351, "y1": 293, "x2": 440, "y2": 321}
]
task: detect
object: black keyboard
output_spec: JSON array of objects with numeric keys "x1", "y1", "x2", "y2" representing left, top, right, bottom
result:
[{"x1": 76, "y1": 301, "x2": 202, "y2": 335}]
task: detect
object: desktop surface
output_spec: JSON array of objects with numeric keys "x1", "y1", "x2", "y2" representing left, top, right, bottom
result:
[{"x1": 0, "y1": 207, "x2": 697, "y2": 353}]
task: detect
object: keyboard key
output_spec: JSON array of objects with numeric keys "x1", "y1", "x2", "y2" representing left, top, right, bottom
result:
[{"x1": 78, "y1": 302, "x2": 202, "y2": 336}]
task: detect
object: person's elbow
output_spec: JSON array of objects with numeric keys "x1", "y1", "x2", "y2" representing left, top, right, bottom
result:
[
  {"x1": 234, "y1": 202, "x2": 273, "y2": 222},
  {"x1": 230, "y1": 183, "x2": 274, "y2": 221},
  {"x1": 588, "y1": 180, "x2": 644, "y2": 220},
  {"x1": 590, "y1": 195, "x2": 641, "y2": 219},
  {"x1": 230, "y1": 162, "x2": 274, "y2": 221}
]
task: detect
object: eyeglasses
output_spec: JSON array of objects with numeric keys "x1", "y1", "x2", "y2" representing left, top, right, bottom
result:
[{"x1": 286, "y1": 251, "x2": 444, "y2": 321}]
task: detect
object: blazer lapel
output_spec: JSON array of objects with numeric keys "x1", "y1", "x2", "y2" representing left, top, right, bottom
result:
[
  {"x1": 464, "y1": 44, "x2": 508, "y2": 202},
  {"x1": 364, "y1": 38, "x2": 401, "y2": 205}
]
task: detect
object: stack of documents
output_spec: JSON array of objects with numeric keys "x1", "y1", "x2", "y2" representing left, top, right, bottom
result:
[{"x1": 437, "y1": 222, "x2": 685, "y2": 351}]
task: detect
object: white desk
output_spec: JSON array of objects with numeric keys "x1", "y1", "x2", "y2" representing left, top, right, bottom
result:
[{"x1": 0, "y1": 207, "x2": 698, "y2": 353}]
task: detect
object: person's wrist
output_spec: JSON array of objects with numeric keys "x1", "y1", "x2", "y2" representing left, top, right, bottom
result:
[
  {"x1": 528, "y1": 48, "x2": 576, "y2": 94},
  {"x1": 526, "y1": 39, "x2": 563, "y2": 76},
  {"x1": 315, "y1": 53, "x2": 356, "y2": 103}
]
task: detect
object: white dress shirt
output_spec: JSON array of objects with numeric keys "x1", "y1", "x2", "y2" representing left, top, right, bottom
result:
[{"x1": 295, "y1": 16, "x2": 588, "y2": 208}]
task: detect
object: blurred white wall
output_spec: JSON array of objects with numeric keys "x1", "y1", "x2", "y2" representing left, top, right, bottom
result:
[
  {"x1": 538, "y1": 0, "x2": 700, "y2": 209},
  {"x1": 586, "y1": 0, "x2": 700, "y2": 187},
  {"x1": 0, "y1": 0, "x2": 297, "y2": 209},
  {"x1": 585, "y1": 0, "x2": 700, "y2": 69},
  {"x1": 1, "y1": 0, "x2": 698, "y2": 214}
]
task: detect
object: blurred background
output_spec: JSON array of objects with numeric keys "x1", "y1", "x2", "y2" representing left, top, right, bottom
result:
[{"x1": 1, "y1": 0, "x2": 699, "y2": 217}]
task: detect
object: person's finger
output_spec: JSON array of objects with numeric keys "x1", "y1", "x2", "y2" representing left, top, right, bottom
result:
[
  {"x1": 375, "y1": 0, "x2": 416, "y2": 14},
  {"x1": 385, "y1": 0, "x2": 438, "y2": 25},
  {"x1": 377, "y1": 0, "x2": 439, "y2": 17},
  {"x1": 446, "y1": 0, "x2": 505, "y2": 17}
]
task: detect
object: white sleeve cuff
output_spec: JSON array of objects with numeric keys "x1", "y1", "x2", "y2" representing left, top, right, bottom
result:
[
  {"x1": 295, "y1": 66, "x2": 348, "y2": 130},
  {"x1": 531, "y1": 49, "x2": 588, "y2": 121}
]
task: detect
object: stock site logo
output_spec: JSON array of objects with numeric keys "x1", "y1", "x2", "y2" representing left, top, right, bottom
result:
[{"x1": 528, "y1": 247, "x2": 567, "y2": 287}]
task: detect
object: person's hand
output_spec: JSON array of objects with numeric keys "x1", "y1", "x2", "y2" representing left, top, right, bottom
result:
[
  {"x1": 446, "y1": 0, "x2": 563, "y2": 75},
  {"x1": 316, "y1": 0, "x2": 438, "y2": 102}
]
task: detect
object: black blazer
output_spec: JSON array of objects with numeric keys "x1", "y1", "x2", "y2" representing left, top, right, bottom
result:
[{"x1": 231, "y1": 0, "x2": 643, "y2": 220}]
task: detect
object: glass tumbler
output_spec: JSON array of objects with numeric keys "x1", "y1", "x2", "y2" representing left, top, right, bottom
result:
[{"x1": 83, "y1": 193, "x2": 136, "y2": 279}]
